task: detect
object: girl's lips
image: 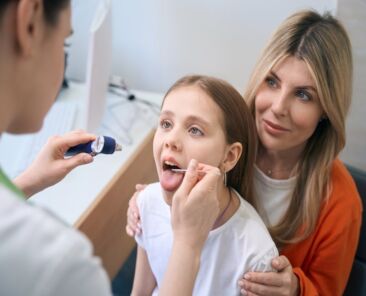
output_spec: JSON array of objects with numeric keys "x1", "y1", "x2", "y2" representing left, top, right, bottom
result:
[{"x1": 162, "y1": 158, "x2": 180, "y2": 169}]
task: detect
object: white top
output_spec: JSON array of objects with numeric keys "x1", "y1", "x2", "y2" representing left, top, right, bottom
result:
[
  {"x1": 254, "y1": 165, "x2": 296, "y2": 227},
  {"x1": 0, "y1": 183, "x2": 112, "y2": 296},
  {"x1": 135, "y1": 183, "x2": 278, "y2": 296}
]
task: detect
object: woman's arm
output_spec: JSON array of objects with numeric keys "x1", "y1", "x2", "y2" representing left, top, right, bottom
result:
[
  {"x1": 13, "y1": 130, "x2": 96, "y2": 198},
  {"x1": 239, "y1": 256, "x2": 299, "y2": 296},
  {"x1": 239, "y1": 189, "x2": 362, "y2": 296},
  {"x1": 131, "y1": 246, "x2": 157, "y2": 296},
  {"x1": 126, "y1": 184, "x2": 145, "y2": 236}
]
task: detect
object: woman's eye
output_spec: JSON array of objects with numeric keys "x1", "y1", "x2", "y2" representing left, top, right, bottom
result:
[
  {"x1": 189, "y1": 127, "x2": 204, "y2": 136},
  {"x1": 265, "y1": 77, "x2": 277, "y2": 88},
  {"x1": 160, "y1": 120, "x2": 172, "y2": 129},
  {"x1": 296, "y1": 90, "x2": 312, "y2": 101}
]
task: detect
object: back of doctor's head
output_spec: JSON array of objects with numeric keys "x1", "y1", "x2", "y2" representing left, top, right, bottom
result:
[
  {"x1": 164, "y1": 75, "x2": 257, "y2": 201},
  {"x1": 0, "y1": 0, "x2": 70, "y2": 26}
]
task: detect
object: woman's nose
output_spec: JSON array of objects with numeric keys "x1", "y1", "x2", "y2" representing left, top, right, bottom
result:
[{"x1": 271, "y1": 90, "x2": 290, "y2": 117}]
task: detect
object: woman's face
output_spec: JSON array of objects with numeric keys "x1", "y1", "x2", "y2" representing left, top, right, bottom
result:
[
  {"x1": 153, "y1": 85, "x2": 229, "y2": 205},
  {"x1": 255, "y1": 56, "x2": 323, "y2": 155},
  {"x1": 14, "y1": 3, "x2": 72, "y2": 133}
]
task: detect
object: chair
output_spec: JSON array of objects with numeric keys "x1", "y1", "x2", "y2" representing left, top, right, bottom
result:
[{"x1": 344, "y1": 165, "x2": 366, "y2": 296}]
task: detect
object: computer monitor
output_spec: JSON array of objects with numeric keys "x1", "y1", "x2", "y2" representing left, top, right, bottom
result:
[{"x1": 83, "y1": 0, "x2": 112, "y2": 132}]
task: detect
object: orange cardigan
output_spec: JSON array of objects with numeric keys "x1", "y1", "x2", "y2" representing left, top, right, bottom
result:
[{"x1": 281, "y1": 159, "x2": 363, "y2": 296}]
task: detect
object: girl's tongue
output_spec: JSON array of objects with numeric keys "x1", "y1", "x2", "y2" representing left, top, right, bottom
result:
[{"x1": 160, "y1": 169, "x2": 185, "y2": 192}]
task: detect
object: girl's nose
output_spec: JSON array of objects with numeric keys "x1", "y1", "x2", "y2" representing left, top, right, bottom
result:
[{"x1": 164, "y1": 131, "x2": 182, "y2": 151}]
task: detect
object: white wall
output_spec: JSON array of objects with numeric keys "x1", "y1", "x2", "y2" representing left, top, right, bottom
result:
[
  {"x1": 67, "y1": 0, "x2": 336, "y2": 93},
  {"x1": 337, "y1": 0, "x2": 366, "y2": 170},
  {"x1": 67, "y1": 1, "x2": 366, "y2": 170}
]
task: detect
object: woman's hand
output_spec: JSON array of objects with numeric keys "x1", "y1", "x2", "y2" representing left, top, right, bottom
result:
[
  {"x1": 13, "y1": 130, "x2": 96, "y2": 198},
  {"x1": 239, "y1": 255, "x2": 299, "y2": 296},
  {"x1": 125, "y1": 184, "x2": 145, "y2": 236}
]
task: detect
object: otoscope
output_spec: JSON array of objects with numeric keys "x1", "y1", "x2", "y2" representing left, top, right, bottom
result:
[{"x1": 65, "y1": 136, "x2": 122, "y2": 157}]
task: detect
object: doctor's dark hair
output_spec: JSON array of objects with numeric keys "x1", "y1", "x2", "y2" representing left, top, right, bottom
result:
[
  {"x1": 0, "y1": 0, "x2": 70, "y2": 26},
  {"x1": 163, "y1": 75, "x2": 257, "y2": 201}
]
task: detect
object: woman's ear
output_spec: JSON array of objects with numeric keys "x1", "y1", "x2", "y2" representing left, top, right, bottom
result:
[
  {"x1": 16, "y1": 0, "x2": 43, "y2": 56},
  {"x1": 222, "y1": 142, "x2": 243, "y2": 173}
]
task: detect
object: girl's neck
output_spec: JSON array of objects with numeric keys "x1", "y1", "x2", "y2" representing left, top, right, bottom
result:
[
  {"x1": 211, "y1": 185, "x2": 239, "y2": 230},
  {"x1": 257, "y1": 143, "x2": 303, "y2": 180}
]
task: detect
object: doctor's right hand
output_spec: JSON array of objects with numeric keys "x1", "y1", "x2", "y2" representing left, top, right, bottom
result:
[
  {"x1": 170, "y1": 159, "x2": 221, "y2": 249},
  {"x1": 14, "y1": 130, "x2": 96, "y2": 198}
]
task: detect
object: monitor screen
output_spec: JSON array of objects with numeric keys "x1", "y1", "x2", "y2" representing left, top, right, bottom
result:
[{"x1": 83, "y1": 0, "x2": 112, "y2": 132}]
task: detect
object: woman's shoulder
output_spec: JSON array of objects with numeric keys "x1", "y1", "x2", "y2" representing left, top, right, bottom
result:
[
  {"x1": 330, "y1": 159, "x2": 362, "y2": 208},
  {"x1": 322, "y1": 159, "x2": 362, "y2": 222}
]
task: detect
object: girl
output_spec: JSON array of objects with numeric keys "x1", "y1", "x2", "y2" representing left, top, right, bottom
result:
[{"x1": 131, "y1": 75, "x2": 278, "y2": 295}]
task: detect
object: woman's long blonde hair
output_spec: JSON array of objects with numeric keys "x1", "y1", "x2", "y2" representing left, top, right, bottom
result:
[{"x1": 243, "y1": 10, "x2": 353, "y2": 247}]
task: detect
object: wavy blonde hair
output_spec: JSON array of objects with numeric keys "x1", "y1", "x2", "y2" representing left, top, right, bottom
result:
[{"x1": 243, "y1": 10, "x2": 353, "y2": 247}]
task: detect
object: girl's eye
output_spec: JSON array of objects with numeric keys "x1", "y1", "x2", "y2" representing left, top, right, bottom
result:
[
  {"x1": 189, "y1": 126, "x2": 204, "y2": 136},
  {"x1": 296, "y1": 90, "x2": 312, "y2": 101},
  {"x1": 160, "y1": 120, "x2": 172, "y2": 129},
  {"x1": 265, "y1": 77, "x2": 277, "y2": 88}
]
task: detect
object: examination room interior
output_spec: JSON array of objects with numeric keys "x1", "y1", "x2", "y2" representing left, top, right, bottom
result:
[{"x1": 1, "y1": 0, "x2": 365, "y2": 295}]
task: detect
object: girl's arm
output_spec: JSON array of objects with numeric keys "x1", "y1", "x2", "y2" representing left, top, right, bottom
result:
[{"x1": 131, "y1": 246, "x2": 156, "y2": 296}]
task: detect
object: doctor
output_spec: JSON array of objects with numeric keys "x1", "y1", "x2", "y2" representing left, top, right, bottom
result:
[{"x1": 0, "y1": 1, "x2": 221, "y2": 295}]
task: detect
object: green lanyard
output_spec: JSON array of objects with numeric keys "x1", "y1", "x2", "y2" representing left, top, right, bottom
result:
[{"x1": 0, "y1": 168, "x2": 25, "y2": 200}]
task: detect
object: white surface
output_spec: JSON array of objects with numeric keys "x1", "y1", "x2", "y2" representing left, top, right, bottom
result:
[
  {"x1": 67, "y1": 0, "x2": 336, "y2": 92},
  {"x1": 338, "y1": 0, "x2": 366, "y2": 170},
  {"x1": 83, "y1": 0, "x2": 112, "y2": 132}
]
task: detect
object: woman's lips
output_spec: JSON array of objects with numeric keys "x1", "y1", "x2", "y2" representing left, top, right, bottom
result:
[{"x1": 263, "y1": 119, "x2": 290, "y2": 135}]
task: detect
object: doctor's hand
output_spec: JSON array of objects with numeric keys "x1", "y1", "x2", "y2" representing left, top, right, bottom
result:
[
  {"x1": 171, "y1": 159, "x2": 221, "y2": 249},
  {"x1": 14, "y1": 130, "x2": 96, "y2": 198},
  {"x1": 160, "y1": 159, "x2": 221, "y2": 296},
  {"x1": 239, "y1": 255, "x2": 299, "y2": 296}
]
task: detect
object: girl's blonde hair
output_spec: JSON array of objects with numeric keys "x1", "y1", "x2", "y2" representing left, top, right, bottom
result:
[
  {"x1": 164, "y1": 75, "x2": 257, "y2": 200},
  {"x1": 243, "y1": 10, "x2": 353, "y2": 247}
]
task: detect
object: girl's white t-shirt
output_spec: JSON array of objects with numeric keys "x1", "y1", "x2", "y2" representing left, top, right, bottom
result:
[{"x1": 136, "y1": 182, "x2": 278, "y2": 295}]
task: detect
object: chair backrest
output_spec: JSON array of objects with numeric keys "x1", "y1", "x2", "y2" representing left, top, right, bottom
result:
[{"x1": 344, "y1": 165, "x2": 366, "y2": 296}]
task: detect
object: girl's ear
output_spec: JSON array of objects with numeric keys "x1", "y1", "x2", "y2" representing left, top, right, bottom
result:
[
  {"x1": 16, "y1": 0, "x2": 43, "y2": 56},
  {"x1": 222, "y1": 142, "x2": 243, "y2": 173}
]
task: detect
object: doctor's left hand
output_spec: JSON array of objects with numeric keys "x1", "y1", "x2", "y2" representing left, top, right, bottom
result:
[{"x1": 13, "y1": 130, "x2": 96, "y2": 198}]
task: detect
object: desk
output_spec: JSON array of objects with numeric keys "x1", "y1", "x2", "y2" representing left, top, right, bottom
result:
[{"x1": 0, "y1": 82, "x2": 163, "y2": 278}]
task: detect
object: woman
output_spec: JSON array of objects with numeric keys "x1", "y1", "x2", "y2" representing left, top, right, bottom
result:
[
  {"x1": 0, "y1": 1, "x2": 221, "y2": 295},
  {"x1": 127, "y1": 10, "x2": 362, "y2": 295}
]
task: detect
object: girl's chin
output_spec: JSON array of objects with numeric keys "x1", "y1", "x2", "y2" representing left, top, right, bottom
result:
[{"x1": 162, "y1": 190, "x2": 174, "y2": 206}]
